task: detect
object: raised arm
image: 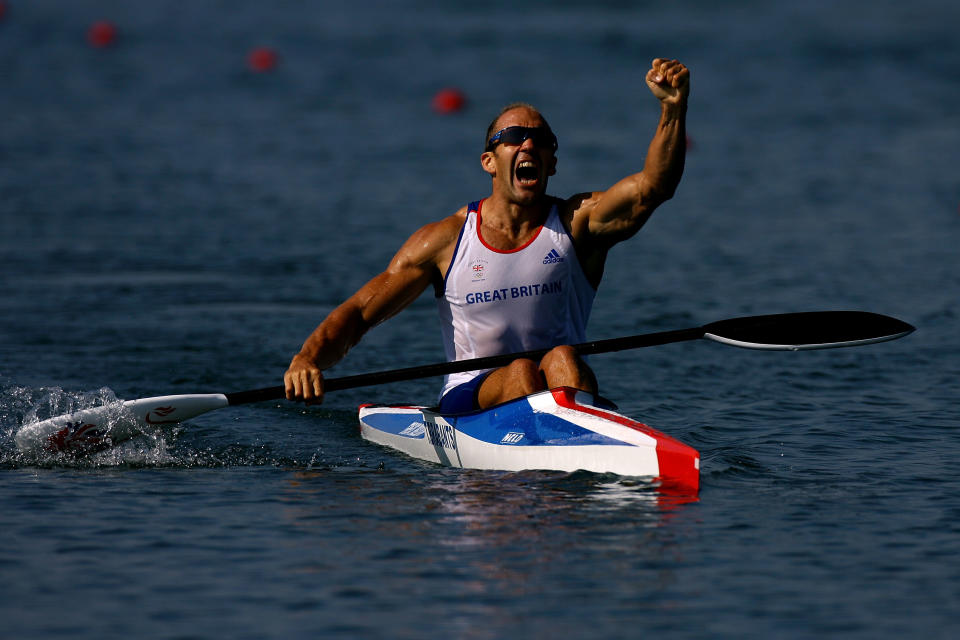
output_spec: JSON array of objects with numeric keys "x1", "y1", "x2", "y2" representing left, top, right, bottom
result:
[
  {"x1": 284, "y1": 215, "x2": 462, "y2": 403},
  {"x1": 570, "y1": 59, "x2": 689, "y2": 249}
]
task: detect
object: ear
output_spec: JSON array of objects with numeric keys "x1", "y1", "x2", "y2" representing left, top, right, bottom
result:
[
  {"x1": 548, "y1": 155, "x2": 557, "y2": 176},
  {"x1": 481, "y1": 151, "x2": 497, "y2": 176}
]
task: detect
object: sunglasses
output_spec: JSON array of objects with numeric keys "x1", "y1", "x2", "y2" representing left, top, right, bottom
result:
[{"x1": 485, "y1": 126, "x2": 558, "y2": 153}]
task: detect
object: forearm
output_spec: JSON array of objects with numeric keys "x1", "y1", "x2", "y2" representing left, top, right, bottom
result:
[
  {"x1": 642, "y1": 100, "x2": 687, "y2": 202},
  {"x1": 579, "y1": 97, "x2": 688, "y2": 243},
  {"x1": 293, "y1": 301, "x2": 369, "y2": 371}
]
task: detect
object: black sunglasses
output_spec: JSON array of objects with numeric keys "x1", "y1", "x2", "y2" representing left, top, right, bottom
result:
[{"x1": 486, "y1": 126, "x2": 558, "y2": 153}]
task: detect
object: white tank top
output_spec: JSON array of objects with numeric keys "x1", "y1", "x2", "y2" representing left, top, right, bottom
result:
[{"x1": 436, "y1": 199, "x2": 596, "y2": 398}]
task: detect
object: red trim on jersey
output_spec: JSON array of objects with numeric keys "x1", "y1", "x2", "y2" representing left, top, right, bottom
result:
[{"x1": 474, "y1": 198, "x2": 545, "y2": 254}]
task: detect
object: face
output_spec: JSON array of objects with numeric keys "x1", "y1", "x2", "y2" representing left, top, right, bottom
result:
[{"x1": 482, "y1": 107, "x2": 557, "y2": 205}]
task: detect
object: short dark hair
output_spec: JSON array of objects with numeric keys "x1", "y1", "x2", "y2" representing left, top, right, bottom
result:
[{"x1": 484, "y1": 102, "x2": 553, "y2": 152}]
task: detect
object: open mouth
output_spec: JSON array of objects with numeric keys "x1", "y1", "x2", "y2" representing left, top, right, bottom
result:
[{"x1": 515, "y1": 160, "x2": 539, "y2": 185}]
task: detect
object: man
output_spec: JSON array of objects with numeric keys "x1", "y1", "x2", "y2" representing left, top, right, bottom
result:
[{"x1": 285, "y1": 58, "x2": 689, "y2": 410}]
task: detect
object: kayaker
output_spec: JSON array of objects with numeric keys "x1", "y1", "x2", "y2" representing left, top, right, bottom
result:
[{"x1": 285, "y1": 58, "x2": 690, "y2": 410}]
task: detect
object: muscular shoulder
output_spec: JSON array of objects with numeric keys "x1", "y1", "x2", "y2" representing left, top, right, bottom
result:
[
  {"x1": 390, "y1": 208, "x2": 467, "y2": 274},
  {"x1": 555, "y1": 192, "x2": 614, "y2": 288},
  {"x1": 557, "y1": 192, "x2": 604, "y2": 241}
]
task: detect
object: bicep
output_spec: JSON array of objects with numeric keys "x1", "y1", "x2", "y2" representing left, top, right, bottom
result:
[{"x1": 583, "y1": 174, "x2": 658, "y2": 243}]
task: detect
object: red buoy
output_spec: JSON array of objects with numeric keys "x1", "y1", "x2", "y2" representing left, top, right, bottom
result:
[
  {"x1": 432, "y1": 88, "x2": 467, "y2": 114},
  {"x1": 247, "y1": 47, "x2": 279, "y2": 73},
  {"x1": 87, "y1": 21, "x2": 118, "y2": 48}
]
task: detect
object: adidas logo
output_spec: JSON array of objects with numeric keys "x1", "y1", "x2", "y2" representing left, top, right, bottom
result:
[{"x1": 543, "y1": 249, "x2": 565, "y2": 264}]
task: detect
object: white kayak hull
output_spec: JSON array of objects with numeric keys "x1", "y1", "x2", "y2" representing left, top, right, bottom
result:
[{"x1": 358, "y1": 387, "x2": 699, "y2": 492}]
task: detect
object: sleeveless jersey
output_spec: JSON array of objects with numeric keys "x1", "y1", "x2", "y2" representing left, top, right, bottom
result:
[{"x1": 436, "y1": 199, "x2": 596, "y2": 399}]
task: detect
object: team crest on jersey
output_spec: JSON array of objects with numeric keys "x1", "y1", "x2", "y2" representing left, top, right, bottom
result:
[{"x1": 470, "y1": 257, "x2": 489, "y2": 282}]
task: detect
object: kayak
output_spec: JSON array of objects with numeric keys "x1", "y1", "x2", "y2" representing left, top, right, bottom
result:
[
  {"x1": 358, "y1": 387, "x2": 700, "y2": 492},
  {"x1": 16, "y1": 387, "x2": 697, "y2": 493}
]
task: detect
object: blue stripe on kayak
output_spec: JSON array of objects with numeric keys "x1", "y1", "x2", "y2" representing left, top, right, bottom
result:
[
  {"x1": 451, "y1": 404, "x2": 629, "y2": 447},
  {"x1": 362, "y1": 402, "x2": 632, "y2": 447}
]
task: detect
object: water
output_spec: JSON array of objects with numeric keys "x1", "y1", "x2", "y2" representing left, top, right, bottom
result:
[{"x1": 2, "y1": 0, "x2": 959, "y2": 637}]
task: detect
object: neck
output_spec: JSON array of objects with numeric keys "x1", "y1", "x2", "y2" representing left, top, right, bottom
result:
[
  {"x1": 482, "y1": 192, "x2": 551, "y2": 236},
  {"x1": 477, "y1": 194, "x2": 552, "y2": 252}
]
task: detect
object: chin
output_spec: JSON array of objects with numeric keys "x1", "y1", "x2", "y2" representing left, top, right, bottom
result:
[
  {"x1": 512, "y1": 192, "x2": 542, "y2": 206},
  {"x1": 513, "y1": 182, "x2": 547, "y2": 202}
]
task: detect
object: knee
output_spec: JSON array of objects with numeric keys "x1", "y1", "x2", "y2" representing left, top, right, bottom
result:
[
  {"x1": 505, "y1": 358, "x2": 545, "y2": 394},
  {"x1": 540, "y1": 345, "x2": 596, "y2": 392},
  {"x1": 540, "y1": 345, "x2": 578, "y2": 372}
]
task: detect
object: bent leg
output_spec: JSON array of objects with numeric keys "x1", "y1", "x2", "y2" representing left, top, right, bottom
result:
[
  {"x1": 539, "y1": 345, "x2": 598, "y2": 394},
  {"x1": 476, "y1": 346, "x2": 597, "y2": 409}
]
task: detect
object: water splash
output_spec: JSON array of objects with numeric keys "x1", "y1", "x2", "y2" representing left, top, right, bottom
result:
[
  {"x1": 2, "y1": 384, "x2": 165, "y2": 468},
  {"x1": 1, "y1": 383, "x2": 343, "y2": 470}
]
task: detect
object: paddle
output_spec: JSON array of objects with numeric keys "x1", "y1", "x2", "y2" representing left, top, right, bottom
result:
[{"x1": 16, "y1": 311, "x2": 913, "y2": 454}]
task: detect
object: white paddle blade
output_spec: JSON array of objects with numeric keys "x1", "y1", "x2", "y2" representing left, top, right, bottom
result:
[{"x1": 15, "y1": 393, "x2": 229, "y2": 454}]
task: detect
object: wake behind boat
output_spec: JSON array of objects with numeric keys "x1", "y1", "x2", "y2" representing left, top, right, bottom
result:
[{"x1": 359, "y1": 387, "x2": 700, "y2": 492}]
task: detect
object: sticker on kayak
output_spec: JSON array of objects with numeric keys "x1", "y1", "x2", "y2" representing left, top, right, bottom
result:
[
  {"x1": 398, "y1": 422, "x2": 426, "y2": 438},
  {"x1": 425, "y1": 421, "x2": 457, "y2": 450}
]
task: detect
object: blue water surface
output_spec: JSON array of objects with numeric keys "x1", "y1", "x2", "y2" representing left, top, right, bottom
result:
[{"x1": 2, "y1": 1, "x2": 959, "y2": 637}]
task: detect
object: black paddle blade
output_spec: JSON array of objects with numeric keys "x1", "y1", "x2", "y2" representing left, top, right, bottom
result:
[{"x1": 702, "y1": 311, "x2": 915, "y2": 350}]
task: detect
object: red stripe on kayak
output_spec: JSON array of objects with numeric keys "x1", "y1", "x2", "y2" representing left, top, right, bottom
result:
[{"x1": 551, "y1": 388, "x2": 700, "y2": 493}]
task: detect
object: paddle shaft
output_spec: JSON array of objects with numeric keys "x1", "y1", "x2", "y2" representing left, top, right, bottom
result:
[{"x1": 226, "y1": 326, "x2": 704, "y2": 406}]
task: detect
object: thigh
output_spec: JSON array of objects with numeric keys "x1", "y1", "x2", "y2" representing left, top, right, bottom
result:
[{"x1": 476, "y1": 358, "x2": 545, "y2": 408}]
